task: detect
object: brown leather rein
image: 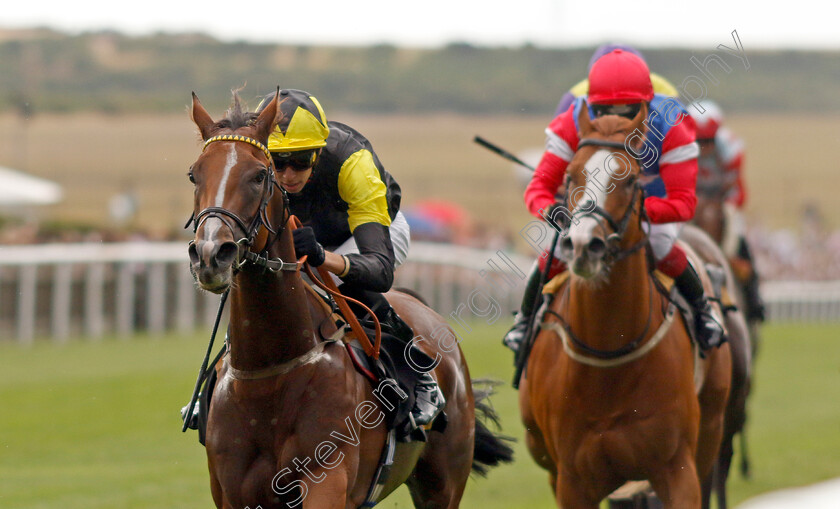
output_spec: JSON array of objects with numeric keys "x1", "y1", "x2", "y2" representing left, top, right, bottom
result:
[{"x1": 289, "y1": 216, "x2": 382, "y2": 359}]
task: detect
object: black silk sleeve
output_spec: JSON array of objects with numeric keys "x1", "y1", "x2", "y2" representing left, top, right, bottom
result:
[{"x1": 341, "y1": 222, "x2": 396, "y2": 293}]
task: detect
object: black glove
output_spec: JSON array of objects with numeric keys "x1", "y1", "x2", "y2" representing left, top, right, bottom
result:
[
  {"x1": 545, "y1": 202, "x2": 573, "y2": 232},
  {"x1": 292, "y1": 227, "x2": 326, "y2": 267}
]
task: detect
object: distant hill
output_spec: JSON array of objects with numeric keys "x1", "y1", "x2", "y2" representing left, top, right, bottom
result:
[{"x1": 0, "y1": 28, "x2": 836, "y2": 115}]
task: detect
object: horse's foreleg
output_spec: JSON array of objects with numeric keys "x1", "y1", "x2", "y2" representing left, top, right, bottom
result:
[
  {"x1": 696, "y1": 345, "x2": 732, "y2": 481},
  {"x1": 299, "y1": 469, "x2": 351, "y2": 509},
  {"x1": 715, "y1": 445, "x2": 733, "y2": 509},
  {"x1": 519, "y1": 378, "x2": 555, "y2": 473},
  {"x1": 739, "y1": 429, "x2": 751, "y2": 479},
  {"x1": 649, "y1": 450, "x2": 702, "y2": 509},
  {"x1": 555, "y1": 472, "x2": 600, "y2": 509},
  {"x1": 208, "y1": 471, "x2": 223, "y2": 508}
]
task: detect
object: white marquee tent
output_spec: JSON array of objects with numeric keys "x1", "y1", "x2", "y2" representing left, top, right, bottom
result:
[{"x1": 0, "y1": 165, "x2": 62, "y2": 207}]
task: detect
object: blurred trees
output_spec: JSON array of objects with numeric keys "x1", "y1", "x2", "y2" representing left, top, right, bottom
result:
[{"x1": 0, "y1": 28, "x2": 836, "y2": 115}]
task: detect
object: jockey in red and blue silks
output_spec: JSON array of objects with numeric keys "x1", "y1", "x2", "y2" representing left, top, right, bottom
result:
[{"x1": 504, "y1": 49, "x2": 725, "y2": 354}]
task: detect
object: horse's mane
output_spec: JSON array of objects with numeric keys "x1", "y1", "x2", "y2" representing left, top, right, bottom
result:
[{"x1": 211, "y1": 88, "x2": 259, "y2": 135}]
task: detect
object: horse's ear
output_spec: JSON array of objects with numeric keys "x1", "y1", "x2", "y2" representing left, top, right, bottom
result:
[
  {"x1": 577, "y1": 100, "x2": 593, "y2": 135},
  {"x1": 630, "y1": 101, "x2": 649, "y2": 132},
  {"x1": 191, "y1": 92, "x2": 215, "y2": 140},
  {"x1": 253, "y1": 88, "x2": 280, "y2": 143}
]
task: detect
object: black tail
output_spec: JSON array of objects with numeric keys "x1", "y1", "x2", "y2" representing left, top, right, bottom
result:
[{"x1": 471, "y1": 379, "x2": 515, "y2": 476}]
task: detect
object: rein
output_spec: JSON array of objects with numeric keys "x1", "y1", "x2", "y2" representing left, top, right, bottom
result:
[
  {"x1": 181, "y1": 289, "x2": 229, "y2": 433},
  {"x1": 289, "y1": 216, "x2": 382, "y2": 360}
]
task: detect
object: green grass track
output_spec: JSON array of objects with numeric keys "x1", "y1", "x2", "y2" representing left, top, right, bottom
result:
[{"x1": 1, "y1": 322, "x2": 838, "y2": 508}]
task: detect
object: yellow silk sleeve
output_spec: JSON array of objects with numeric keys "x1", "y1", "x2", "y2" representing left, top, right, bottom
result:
[
  {"x1": 569, "y1": 78, "x2": 589, "y2": 97},
  {"x1": 337, "y1": 149, "x2": 392, "y2": 232},
  {"x1": 570, "y1": 73, "x2": 678, "y2": 99},
  {"x1": 650, "y1": 73, "x2": 679, "y2": 97}
]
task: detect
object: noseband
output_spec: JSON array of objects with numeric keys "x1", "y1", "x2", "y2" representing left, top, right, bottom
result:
[
  {"x1": 570, "y1": 138, "x2": 649, "y2": 263},
  {"x1": 186, "y1": 134, "x2": 298, "y2": 272}
]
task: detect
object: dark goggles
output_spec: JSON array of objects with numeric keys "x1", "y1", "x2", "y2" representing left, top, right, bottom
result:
[
  {"x1": 591, "y1": 103, "x2": 643, "y2": 120},
  {"x1": 272, "y1": 150, "x2": 318, "y2": 171}
]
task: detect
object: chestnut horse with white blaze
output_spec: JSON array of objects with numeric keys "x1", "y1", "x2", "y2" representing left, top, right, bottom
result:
[
  {"x1": 519, "y1": 103, "x2": 732, "y2": 508},
  {"x1": 186, "y1": 90, "x2": 511, "y2": 508}
]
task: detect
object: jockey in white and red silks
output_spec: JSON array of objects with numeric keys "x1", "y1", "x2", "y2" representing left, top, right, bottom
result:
[{"x1": 689, "y1": 100, "x2": 765, "y2": 321}]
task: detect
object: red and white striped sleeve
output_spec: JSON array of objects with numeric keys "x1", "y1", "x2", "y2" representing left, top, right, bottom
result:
[
  {"x1": 524, "y1": 112, "x2": 579, "y2": 218},
  {"x1": 644, "y1": 115, "x2": 699, "y2": 224}
]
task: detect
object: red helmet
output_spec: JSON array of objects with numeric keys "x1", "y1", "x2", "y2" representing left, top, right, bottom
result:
[{"x1": 588, "y1": 49, "x2": 654, "y2": 105}]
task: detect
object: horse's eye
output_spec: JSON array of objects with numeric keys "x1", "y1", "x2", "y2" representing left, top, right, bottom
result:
[
  {"x1": 187, "y1": 170, "x2": 195, "y2": 184},
  {"x1": 254, "y1": 170, "x2": 266, "y2": 184}
]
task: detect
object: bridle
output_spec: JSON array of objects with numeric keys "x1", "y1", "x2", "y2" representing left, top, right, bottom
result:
[
  {"x1": 568, "y1": 138, "x2": 649, "y2": 264},
  {"x1": 540, "y1": 137, "x2": 677, "y2": 365},
  {"x1": 185, "y1": 134, "x2": 299, "y2": 273}
]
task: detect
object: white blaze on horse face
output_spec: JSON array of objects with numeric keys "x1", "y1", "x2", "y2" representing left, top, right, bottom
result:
[
  {"x1": 568, "y1": 149, "x2": 611, "y2": 251},
  {"x1": 200, "y1": 145, "x2": 238, "y2": 249},
  {"x1": 201, "y1": 219, "x2": 221, "y2": 259},
  {"x1": 215, "y1": 145, "x2": 238, "y2": 207}
]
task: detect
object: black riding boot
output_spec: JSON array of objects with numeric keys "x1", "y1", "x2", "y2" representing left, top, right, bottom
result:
[
  {"x1": 339, "y1": 284, "x2": 445, "y2": 433},
  {"x1": 379, "y1": 307, "x2": 446, "y2": 429},
  {"x1": 673, "y1": 264, "x2": 725, "y2": 352},
  {"x1": 503, "y1": 261, "x2": 542, "y2": 353},
  {"x1": 738, "y1": 238, "x2": 766, "y2": 322}
]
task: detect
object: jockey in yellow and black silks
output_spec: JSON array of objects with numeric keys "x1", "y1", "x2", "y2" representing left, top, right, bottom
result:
[{"x1": 256, "y1": 89, "x2": 444, "y2": 439}]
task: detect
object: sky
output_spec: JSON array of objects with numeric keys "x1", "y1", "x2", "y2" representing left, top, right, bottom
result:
[{"x1": 1, "y1": 0, "x2": 837, "y2": 49}]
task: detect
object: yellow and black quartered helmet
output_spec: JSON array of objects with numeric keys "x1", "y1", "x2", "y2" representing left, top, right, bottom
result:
[{"x1": 257, "y1": 89, "x2": 330, "y2": 153}]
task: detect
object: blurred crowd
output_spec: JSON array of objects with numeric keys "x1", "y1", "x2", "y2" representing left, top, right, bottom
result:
[{"x1": 748, "y1": 205, "x2": 840, "y2": 281}]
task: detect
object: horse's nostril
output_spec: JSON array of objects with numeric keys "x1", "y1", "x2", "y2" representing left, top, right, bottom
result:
[
  {"x1": 215, "y1": 242, "x2": 239, "y2": 268},
  {"x1": 188, "y1": 242, "x2": 200, "y2": 266},
  {"x1": 588, "y1": 237, "x2": 607, "y2": 258},
  {"x1": 560, "y1": 236, "x2": 574, "y2": 256}
]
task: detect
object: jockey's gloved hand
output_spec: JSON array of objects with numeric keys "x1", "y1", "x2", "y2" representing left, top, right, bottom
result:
[
  {"x1": 545, "y1": 202, "x2": 572, "y2": 232},
  {"x1": 292, "y1": 226, "x2": 326, "y2": 266}
]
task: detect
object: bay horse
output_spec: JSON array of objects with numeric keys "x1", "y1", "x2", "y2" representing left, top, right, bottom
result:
[
  {"x1": 692, "y1": 175, "x2": 756, "y2": 509},
  {"x1": 186, "y1": 89, "x2": 511, "y2": 508},
  {"x1": 680, "y1": 225, "x2": 752, "y2": 509},
  {"x1": 519, "y1": 103, "x2": 732, "y2": 508},
  {"x1": 693, "y1": 177, "x2": 731, "y2": 248}
]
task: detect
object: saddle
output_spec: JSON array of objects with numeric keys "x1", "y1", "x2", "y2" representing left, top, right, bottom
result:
[{"x1": 305, "y1": 281, "x2": 446, "y2": 442}]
